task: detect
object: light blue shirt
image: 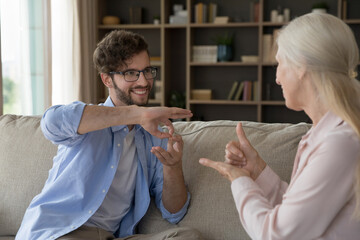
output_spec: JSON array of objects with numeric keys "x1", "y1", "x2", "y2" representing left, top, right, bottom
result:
[{"x1": 15, "y1": 97, "x2": 190, "y2": 240}]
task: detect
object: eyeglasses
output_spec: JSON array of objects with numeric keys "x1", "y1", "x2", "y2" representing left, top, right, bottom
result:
[{"x1": 109, "y1": 67, "x2": 158, "y2": 82}]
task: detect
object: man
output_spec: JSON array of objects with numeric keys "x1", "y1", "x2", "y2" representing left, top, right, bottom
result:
[{"x1": 16, "y1": 30, "x2": 202, "y2": 240}]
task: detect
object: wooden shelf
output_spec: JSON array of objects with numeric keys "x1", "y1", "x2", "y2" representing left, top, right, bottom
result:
[
  {"x1": 190, "y1": 62, "x2": 259, "y2": 66},
  {"x1": 96, "y1": 0, "x2": 359, "y2": 123},
  {"x1": 164, "y1": 24, "x2": 187, "y2": 28},
  {"x1": 150, "y1": 61, "x2": 162, "y2": 67},
  {"x1": 261, "y1": 101, "x2": 285, "y2": 106},
  {"x1": 344, "y1": 19, "x2": 360, "y2": 24},
  {"x1": 190, "y1": 22, "x2": 259, "y2": 28},
  {"x1": 189, "y1": 100, "x2": 259, "y2": 105},
  {"x1": 262, "y1": 22, "x2": 287, "y2": 26},
  {"x1": 98, "y1": 24, "x2": 161, "y2": 29}
]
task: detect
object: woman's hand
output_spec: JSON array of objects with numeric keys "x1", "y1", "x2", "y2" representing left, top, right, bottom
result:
[
  {"x1": 225, "y1": 122, "x2": 266, "y2": 180},
  {"x1": 199, "y1": 158, "x2": 250, "y2": 182}
]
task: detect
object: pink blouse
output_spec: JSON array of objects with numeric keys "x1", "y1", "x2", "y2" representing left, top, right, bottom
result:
[{"x1": 231, "y1": 111, "x2": 360, "y2": 239}]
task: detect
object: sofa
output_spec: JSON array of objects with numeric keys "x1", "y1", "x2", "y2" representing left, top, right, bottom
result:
[{"x1": 0, "y1": 114, "x2": 311, "y2": 240}]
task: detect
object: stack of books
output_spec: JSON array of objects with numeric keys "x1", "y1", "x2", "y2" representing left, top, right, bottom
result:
[
  {"x1": 192, "y1": 45, "x2": 218, "y2": 63},
  {"x1": 227, "y1": 81, "x2": 258, "y2": 101},
  {"x1": 194, "y1": 3, "x2": 217, "y2": 23}
]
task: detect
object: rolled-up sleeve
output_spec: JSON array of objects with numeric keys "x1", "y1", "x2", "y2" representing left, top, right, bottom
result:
[
  {"x1": 40, "y1": 101, "x2": 86, "y2": 146},
  {"x1": 159, "y1": 192, "x2": 190, "y2": 224}
]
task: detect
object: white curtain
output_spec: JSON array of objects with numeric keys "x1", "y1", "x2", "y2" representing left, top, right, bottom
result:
[
  {"x1": 51, "y1": 0, "x2": 75, "y2": 105},
  {"x1": 73, "y1": 0, "x2": 97, "y2": 104},
  {"x1": 51, "y1": 0, "x2": 97, "y2": 105}
]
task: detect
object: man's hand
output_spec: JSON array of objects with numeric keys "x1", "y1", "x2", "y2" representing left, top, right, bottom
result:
[
  {"x1": 151, "y1": 134, "x2": 183, "y2": 169},
  {"x1": 152, "y1": 134, "x2": 187, "y2": 213},
  {"x1": 224, "y1": 122, "x2": 266, "y2": 180},
  {"x1": 140, "y1": 107, "x2": 192, "y2": 139}
]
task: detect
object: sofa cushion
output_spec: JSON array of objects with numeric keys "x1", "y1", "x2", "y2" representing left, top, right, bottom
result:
[
  {"x1": 138, "y1": 120, "x2": 311, "y2": 240},
  {"x1": 0, "y1": 115, "x2": 57, "y2": 236}
]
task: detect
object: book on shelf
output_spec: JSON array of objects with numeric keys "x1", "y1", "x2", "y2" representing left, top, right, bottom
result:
[
  {"x1": 155, "y1": 80, "x2": 162, "y2": 100},
  {"x1": 262, "y1": 34, "x2": 272, "y2": 62},
  {"x1": 263, "y1": 29, "x2": 279, "y2": 63},
  {"x1": 252, "y1": 81, "x2": 259, "y2": 101},
  {"x1": 249, "y1": 1, "x2": 260, "y2": 22},
  {"x1": 208, "y1": 3, "x2": 217, "y2": 23},
  {"x1": 234, "y1": 82, "x2": 245, "y2": 100},
  {"x1": 242, "y1": 81, "x2": 253, "y2": 101},
  {"x1": 194, "y1": 3, "x2": 207, "y2": 23},
  {"x1": 342, "y1": 0, "x2": 347, "y2": 19},
  {"x1": 227, "y1": 81, "x2": 239, "y2": 100},
  {"x1": 129, "y1": 7, "x2": 142, "y2": 24},
  {"x1": 214, "y1": 16, "x2": 229, "y2": 24},
  {"x1": 194, "y1": 3, "x2": 218, "y2": 23},
  {"x1": 271, "y1": 29, "x2": 280, "y2": 62}
]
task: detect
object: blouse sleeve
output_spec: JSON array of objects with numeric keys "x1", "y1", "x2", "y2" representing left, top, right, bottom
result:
[
  {"x1": 255, "y1": 165, "x2": 289, "y2": 206},
  {"x1": 231, "y1": 134, "x2": 359, "y2": 240}
]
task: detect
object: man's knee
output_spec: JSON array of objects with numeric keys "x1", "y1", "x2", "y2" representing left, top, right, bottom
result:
[{"x1": 165, "y1": 227, "x2": 203, "y2": 240}]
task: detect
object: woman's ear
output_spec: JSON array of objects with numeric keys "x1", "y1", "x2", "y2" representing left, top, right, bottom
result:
[
  {"x1": 297, "y1": 66, "x2": 307, "y2": 81},
  {"x1": 101, "y1": 73, "x2": 113, "y2": 88}
]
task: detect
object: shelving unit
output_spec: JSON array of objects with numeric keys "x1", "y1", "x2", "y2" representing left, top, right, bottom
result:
[{"x1": 96, "y1": 0, "x2": 360, "y2": 123}]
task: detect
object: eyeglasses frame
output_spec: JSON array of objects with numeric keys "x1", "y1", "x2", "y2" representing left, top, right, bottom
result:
[{"x1": 109, "y1": 66, "x2": 158, "y2": 82}]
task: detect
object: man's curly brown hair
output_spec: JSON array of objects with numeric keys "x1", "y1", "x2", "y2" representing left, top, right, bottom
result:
[{"x1": 93, "y1": 30, "x2": 149, "y2": 74}]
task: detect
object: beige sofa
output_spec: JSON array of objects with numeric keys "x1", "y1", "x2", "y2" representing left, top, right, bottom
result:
[{"x1": 0, "y1": 114, "x2": 311, "y2": 240}]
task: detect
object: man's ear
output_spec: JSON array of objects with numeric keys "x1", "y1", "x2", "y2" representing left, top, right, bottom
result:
[{"x1": 101, "y1": 73, "x2": 113, "y2": 88}]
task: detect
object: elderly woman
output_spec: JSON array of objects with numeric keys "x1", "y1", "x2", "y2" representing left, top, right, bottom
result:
[{"x1": 200, "y1": 13, "x2": 360, "y2": 239}]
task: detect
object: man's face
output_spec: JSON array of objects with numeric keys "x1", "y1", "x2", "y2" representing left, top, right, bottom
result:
[{"x1": 108, "y1": 50, "x2": 154, "y2": 106}]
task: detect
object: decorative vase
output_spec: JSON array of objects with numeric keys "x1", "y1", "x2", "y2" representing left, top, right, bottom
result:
[{"x1": 217, "y1": 45, "x2": 233, "y2": 62}]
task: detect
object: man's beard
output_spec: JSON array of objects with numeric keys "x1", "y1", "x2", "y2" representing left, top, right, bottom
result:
[{"x1": 112, "y1": 79, "x2": 151, "y2": 106}]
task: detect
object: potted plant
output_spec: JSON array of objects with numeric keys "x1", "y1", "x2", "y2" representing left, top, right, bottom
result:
[
  {"x1": 168, "y1": 90, "x2": 186, "y2": 121},
  {"x1": 153, "y1": 15, "x2": 160, "y2": 25},
  {"x1": 213, "y1": 32, "x2": 234, "y2": 62},
  {"x1": 312, "y1": 2, "x2": 329, "y2": 13}
]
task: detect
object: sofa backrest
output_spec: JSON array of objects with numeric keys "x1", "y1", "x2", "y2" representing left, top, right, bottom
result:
[
  {"x1": 138, "y1": 120, "x2": 311, "y2": 240},
  {"x1": 0, "y1": 115, "x2": 311, "y2": 239},
  {"x1": 0, "y1": 115, "x2": 57, "y2": 236}
]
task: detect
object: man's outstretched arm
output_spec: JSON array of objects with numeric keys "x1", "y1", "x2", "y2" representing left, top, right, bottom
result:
[{"x1": 78, "y1": 105, "x2": 192, "y2": 139}]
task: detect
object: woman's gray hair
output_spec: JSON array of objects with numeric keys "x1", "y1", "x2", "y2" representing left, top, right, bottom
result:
[
  {"x1": 278, "y1": 13, "x2": 358, "y2": 79},
  {"x1": 278, "y1": 12, "x2": 360, "y2": 219}
]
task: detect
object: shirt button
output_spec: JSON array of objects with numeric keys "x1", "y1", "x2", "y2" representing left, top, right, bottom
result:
[
  {"x1": 124, "y1": 128, "x2": 127, "y2": 132},
  {"x1": 89, "y1": 210, "x2": 92, "y2": 214},
  {"x1": 117, "y1": 143, "x2": 121, "y2": 147},
  {"x1": 71, "y1": 225, "x2": 75, "y2": 229},
  {"x1": 102, "y1": 189, "x2": 106, "y2": 193},
  {"x1": 111, "y1": 165, "x2": 114, "y2": 169}
]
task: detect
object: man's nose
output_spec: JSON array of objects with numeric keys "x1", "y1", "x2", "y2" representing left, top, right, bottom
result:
[{"x1": 137, "y1": 71, "x2": 148, "y2": 85}]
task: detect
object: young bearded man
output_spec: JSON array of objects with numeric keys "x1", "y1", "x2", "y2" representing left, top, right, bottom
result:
[{"x1": 16, "y1": 30, "x2": 202, "y2": 240}]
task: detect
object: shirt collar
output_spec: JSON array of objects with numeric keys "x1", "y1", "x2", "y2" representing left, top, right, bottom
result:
[
  {"x1": 103, "y1": 96, "x2": 142, "y2": 133},
  {"x1": 302, "y1": 111, "x2": 343, "y2": 145},
  {"x1": 104, "y1": 96, "x2": 115, "y2": 107}
]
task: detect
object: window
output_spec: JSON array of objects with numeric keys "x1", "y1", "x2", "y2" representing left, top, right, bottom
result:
[{"x1": 0, "y1": 0, "x2": 51, "y2": 115}]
